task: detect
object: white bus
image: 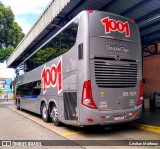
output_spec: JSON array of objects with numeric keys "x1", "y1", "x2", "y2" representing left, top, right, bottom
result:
[{"x1": 15, "y1": 10, "x2": 143, "y2": 126}]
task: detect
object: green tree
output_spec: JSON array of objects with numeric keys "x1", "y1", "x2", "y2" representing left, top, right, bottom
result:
[
  {"x1": 0, "y1": 88, "x2": 5, "y2": 94},
  {"x1": 0, "y1": 45, "x2": 14, "y2": 62},
  {"x1": 0, "y1": 2, "x2": 24, "y2": 62}
]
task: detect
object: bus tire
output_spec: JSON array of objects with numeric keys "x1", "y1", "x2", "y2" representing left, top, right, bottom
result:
[
  {"x1": 16, "y1": 98, "x2": 20, "y2": 110},
  {"x1": 50, "y1": 104, "x2": 61, "y2": 126},
  {"x1": 41, "y1": 103, "x2": 49, "y2": 122},
  {"x1": 20, "y1": 106, "x2": 23, "y2": 111}
]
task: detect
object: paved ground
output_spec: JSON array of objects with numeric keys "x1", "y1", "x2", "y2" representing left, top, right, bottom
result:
[
  {"x1": 0, "y1": 104, "x2": 160, "y2": 149},
  {"x1": 0, "y1": 106, "x2": 83, "y2": 149},
  {"x1": 139, "y1": 109, "x2": 160, "y2": 126}
]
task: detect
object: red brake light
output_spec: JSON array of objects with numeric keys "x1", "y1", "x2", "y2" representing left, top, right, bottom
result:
[
  {"x1": 87, "y1": 118, "x2": 94, "y2": 122},
  {"x1": 101, "y1": 116, "x2": 106, "y2": 119},
  {"x1": 131, "y1": 19, "x2": 136, "y2": 24},
  {"x1": 82, "y1": 80, "x2": 97, "y2": 109},
  {"x1": 88, "y1": 10, "x2": 94, "y2": 13},
  {"x1": 16, "y1": 95, "x2": 20, "y2": 98},
  {"x1": 136, "y1": 81, "x2": 143, "y2": 106}
]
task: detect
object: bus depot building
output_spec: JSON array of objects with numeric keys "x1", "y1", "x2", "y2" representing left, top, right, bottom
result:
[{"x1": 6, "y1": 0, "x2": 160, "y2": 127}]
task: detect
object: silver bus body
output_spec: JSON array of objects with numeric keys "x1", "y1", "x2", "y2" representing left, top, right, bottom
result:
[{"x1": 15, "y1": 10, "x2": 142, "y2": 126}]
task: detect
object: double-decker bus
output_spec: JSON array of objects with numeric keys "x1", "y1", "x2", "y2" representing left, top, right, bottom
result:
[{"x1": 15, "y1": 10, "x2": 143, "y2": 126}]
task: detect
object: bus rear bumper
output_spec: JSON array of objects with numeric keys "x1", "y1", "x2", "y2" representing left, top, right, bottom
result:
[{"x1": 79, "y1": 105, "x2": 142, "y2": 126}]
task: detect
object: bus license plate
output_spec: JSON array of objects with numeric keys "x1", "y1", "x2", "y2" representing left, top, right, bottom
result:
[{"x1": 114, "y1": 115, "x2": 125, "y2": 120}]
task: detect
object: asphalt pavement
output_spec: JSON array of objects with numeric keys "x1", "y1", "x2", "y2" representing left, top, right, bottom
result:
[
  {"x1": 0, "y1": 103, "x2": 160, "y2": 149},
  {"x1": 0, "y1": 106, "x2": 83, "y2": 149}
]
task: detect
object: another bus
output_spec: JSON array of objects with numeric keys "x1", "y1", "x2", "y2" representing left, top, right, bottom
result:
[{"x1": 15, "y1": 10, "x2": 143, "y2": 126}]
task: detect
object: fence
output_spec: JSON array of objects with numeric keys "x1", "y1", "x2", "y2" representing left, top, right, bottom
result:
[{"x1": 0, "y1": 93, "x2": 13, "y2": 101}]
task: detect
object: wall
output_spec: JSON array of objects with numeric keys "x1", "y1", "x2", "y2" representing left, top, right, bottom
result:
[
  {"x1": 143, "y1": 55, "x2": 160, "y2": 98},
  {"x1": 5, "y1": 78, "x2": 12, "y2": 93}
]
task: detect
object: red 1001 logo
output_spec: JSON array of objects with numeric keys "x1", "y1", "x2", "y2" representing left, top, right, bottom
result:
[
  {"x1": 101, "y1": 17, "x2": 130, "y2": 37},
  {"x1": 41, "y1": 57, "x2": 62, "y2": 94}
]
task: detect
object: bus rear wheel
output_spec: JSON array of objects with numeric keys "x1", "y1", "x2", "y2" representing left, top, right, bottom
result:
[
  {"x1": 41, "y1": 103, "x2": 49, "y2": 122},
  {"x1": 16, "y1": 98, "x2": 20, "y2": 110},
  {"x1": 50, "y1": 104, "x2": 61, "y2": 126}
]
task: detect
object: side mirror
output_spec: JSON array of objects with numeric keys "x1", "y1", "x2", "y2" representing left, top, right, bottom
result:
[{"x1": 15, "y1": 69, "x2": 19, "y2": 76}]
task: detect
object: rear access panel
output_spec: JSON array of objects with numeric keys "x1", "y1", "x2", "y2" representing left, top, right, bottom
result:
[{"x1": 64, "y1": 92, "x2": 78, "y2": 120}]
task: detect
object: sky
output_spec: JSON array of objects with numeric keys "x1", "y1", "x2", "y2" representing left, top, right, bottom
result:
[
  {"x1": 0, "y1": 62, "x2": 15, "y2": 79},
  {"x1": 1, "y1": 0, "x2": 51, "y2": 34}
]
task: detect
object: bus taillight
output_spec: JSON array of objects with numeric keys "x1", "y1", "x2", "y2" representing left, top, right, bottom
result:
[
  {"x1": 136, "y1": 81, "x2": 143, "y2": 106},
  {"x1": 16, "y1": 95, "x2": 21, "y2": 98},
  {"x1": 88, "y1": 10, "x2": 94, "y2": 13},
  {"x1": 82, "y1": 80, "x2": 97, "y2": 109},
  {"x1": 131, "y1": 19, "x2": 136, "y2": 24}
]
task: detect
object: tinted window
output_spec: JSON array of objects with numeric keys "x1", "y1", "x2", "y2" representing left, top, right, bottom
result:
[
  {"x1": 16, "y1": 80, "x2": 41, "y2": 96},
  {"x1": 22, "y1": 19, "x2": 79, "y2": 72}
]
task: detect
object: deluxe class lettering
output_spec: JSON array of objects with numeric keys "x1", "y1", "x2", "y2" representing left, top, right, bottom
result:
[
  {"x1": 101, "y1": 17, "x2": 130, "y2": 37},
  {"x1": 106, "y1": 45, "x2": 129, "y2": 53}
]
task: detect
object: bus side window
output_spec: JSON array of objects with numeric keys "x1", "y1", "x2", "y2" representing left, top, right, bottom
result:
[
  {"x1": 16, "y1": 81, "x2": 41, "y2": 97},
  {"x1": 32, "y1": 81, "x2": 41, "y2": 96},
  {"x1": 22, "y1": 18, "x2": 79, "y2": 72}
]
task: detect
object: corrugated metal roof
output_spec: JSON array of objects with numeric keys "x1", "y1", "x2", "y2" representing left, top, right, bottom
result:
[{"x1": 6, "y1": 0, "x2": 160, "y2": 67}]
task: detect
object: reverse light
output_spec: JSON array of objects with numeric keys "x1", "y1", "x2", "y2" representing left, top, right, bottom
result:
[
  {"x1": 82, "y1": 80, "x2": 97, "y2": 109},
  {"x1": 136, "y1": 81, "x2": 143, "y2": 106}
]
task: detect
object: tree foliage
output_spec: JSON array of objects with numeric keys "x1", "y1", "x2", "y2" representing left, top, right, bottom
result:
[
  {"x1": 0, "y1": 88, "x2": 5, "y2": 94},
  {"x1": 0, "y1": 45, "x2": 14, "y2": 62},
  {"x1": 0, "y1": 2, "x2": 24, "y2": 62}
]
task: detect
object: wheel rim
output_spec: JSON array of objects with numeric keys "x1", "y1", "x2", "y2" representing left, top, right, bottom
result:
[
  {"x1": 51, "y1": 106, "x2": 58, "y2": 122},
  {"x1": 42, "y1": 106, "x2": 47, "y2": 119}
]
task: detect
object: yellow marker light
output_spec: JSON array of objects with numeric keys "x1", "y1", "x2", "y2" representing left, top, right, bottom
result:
[{"x1": 100, "y1": 92, "x2": 105, "y2": 97}]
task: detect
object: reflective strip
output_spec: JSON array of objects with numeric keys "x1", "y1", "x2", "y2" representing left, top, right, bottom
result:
[
  {"x1": 21, "y1": 95, "x2": 37, "y2": 98},
  {"x1": 132, "y1": 124, "x2": 160, "y2": 133},
  {"x1": 61, "y1": 132, "x2": 81, "y2": 136}
]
